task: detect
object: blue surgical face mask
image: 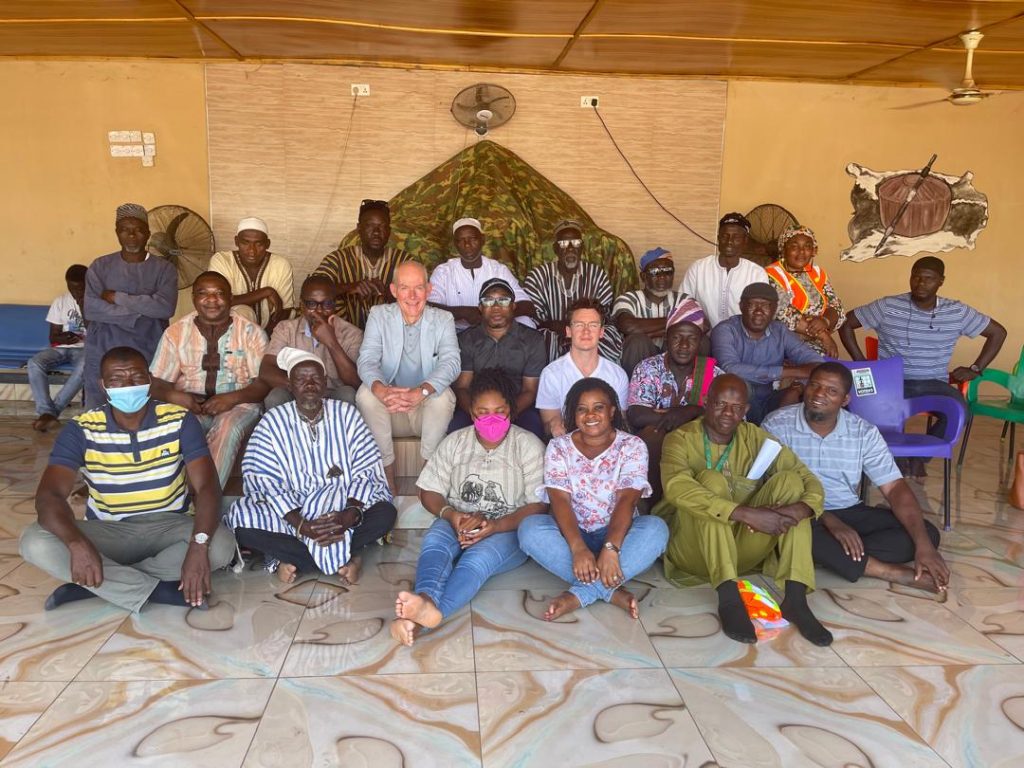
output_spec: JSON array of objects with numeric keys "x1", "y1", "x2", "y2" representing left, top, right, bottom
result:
[{"x1": 105, "y1": 383, "x2": 150, "y2": 413}]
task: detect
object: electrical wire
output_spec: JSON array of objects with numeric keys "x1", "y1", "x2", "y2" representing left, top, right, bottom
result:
[
  {"x1": 587, "y1": 103, "x2": 716, "y2": 246},
  {"x1": 306, "y1": 93, "x2": 360, "y2": 262}
]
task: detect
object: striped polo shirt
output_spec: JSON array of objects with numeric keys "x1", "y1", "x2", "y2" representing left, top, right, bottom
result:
[
  {"x1": 762, "y1": 404, "x2": 902, "y2": 510},
  {"x1": 49, "y1": 401, "x2": 210, "y2": 521},
  {"x1": 853, "y1": 293, "x2": 989, "y2": 381}
]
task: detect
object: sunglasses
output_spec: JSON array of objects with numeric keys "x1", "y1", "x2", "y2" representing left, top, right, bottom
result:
[
  {"x1": 480, "y1": 296, "x2": 513, "y2": 308},
  {"x1": 359, "y1": 199, "x2": 389, "y2": 212},
  {"x1": 646, "y1": 266, "x2": 675, "y2": 277},
  {"x1": 303, "y1": 299, "x2": 336, "y2": 311},
  {"x1": 557, "y1": 238, "x2": 583, "y2": 249}
]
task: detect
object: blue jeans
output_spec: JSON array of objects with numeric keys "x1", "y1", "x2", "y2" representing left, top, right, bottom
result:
[
  {"x1": 518, "y1": 514, "x2": 669, "y2": 607},
  {"x1": 414, "y1": 517, "x2": 528, "y2": 619},
  {"x1": 28, "y1": 347, "x2": 85, "y2": 417}
]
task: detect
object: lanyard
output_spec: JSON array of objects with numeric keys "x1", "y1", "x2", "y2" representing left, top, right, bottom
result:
[{"x1": 703, "y1": 429, "x2": 734, "y2": 472}]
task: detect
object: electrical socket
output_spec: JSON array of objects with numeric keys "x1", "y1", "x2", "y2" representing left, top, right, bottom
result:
[
  {"x1": 351, "y1": 84, "x2": 370, "y2": 97},
  {"x1": 580, "y1": 96, "x2": 599, "y2": 108}
]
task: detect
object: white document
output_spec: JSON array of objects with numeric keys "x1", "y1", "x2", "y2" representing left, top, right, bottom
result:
[{"x1": 746, "y1": 439, "x2": 782, "y2": 481}]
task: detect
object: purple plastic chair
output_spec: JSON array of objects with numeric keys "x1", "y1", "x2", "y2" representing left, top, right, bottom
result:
[{"x1": 834, "y1": 356, "x2": 966, "y2": 531}]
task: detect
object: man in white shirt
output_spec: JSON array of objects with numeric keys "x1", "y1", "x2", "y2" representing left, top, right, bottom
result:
[
  {"x1": 29, "y1": 264, "x2": 88, "y2": 432},
  {"x1": 428, "y1": 217, "x2": 534, "y2": 331},
  {"x1": 536, "y1": 299, "x2": 630, "y2": 437},
  {"x1": 681, "y1": 212, "x2": 769, "y2": 328},
  {"x1": 208, "y1": 216, "x2": 295, "y2": 333}
]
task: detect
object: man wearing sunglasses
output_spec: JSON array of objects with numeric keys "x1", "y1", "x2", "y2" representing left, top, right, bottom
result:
[
  {"x1": 614, "y1": 247, "x2": 691, "y2": 375},
  {"x1": 523, "y1": 219, "x2": 623, "y2": 363},
  {"x1": 260, "y1": 274, "x2": 364, "y2": 408},
  {"x1": 451, "y1": 278, "x2": 547, "y2": 438},
  {"x1": 312, "y1": 199, "x2": 411, "y2": 329},
  {"x1": 429, "y1": 217, "x2": 535, "y2": 331}
]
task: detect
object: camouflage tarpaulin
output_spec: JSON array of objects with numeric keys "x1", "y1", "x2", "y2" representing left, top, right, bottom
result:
[{"x1": 336, "y1": 139, "x2": 640, "y2": 295}]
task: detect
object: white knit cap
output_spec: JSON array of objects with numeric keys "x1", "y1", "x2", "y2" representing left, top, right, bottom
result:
[
  {"x1": 277, "y1": 347, "x2": 324, "y2": 375},
  {"x1": 452, "y1": 217, "x2": 482, "y2": 234},
  {"x1": 236, "y1": 217, "x2": 269, "y2": 235}
]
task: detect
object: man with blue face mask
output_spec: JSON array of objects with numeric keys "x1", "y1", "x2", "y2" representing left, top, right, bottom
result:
[{"x1": 19, "y1": 346, "x2": 236, "y2": 612}]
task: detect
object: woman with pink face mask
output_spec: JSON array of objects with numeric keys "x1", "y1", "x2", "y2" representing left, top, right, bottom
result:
[{"x1": 390, "y1": 368, "x2": 548, "y2": 646}]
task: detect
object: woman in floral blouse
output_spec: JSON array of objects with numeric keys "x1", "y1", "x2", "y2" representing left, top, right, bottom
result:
[
  {"x1": 765, "y1": 225, "x2": 845, "y2": 357},
  {"x1": 518, "y1": 377, "x2": 669, "y2": 621}
]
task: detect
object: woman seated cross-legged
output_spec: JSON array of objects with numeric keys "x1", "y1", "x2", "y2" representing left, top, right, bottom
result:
[
  {"x1": 391, "y1": 368, "x2": 548, "y2": 646},
  {"x1": 518, "y1": 377, "x2": 669, "y2": 621}
]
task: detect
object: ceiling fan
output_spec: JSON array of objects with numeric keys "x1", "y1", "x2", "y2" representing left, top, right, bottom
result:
[{"x1": 894, "y1": 31, "x2": 1004, "y2": 109}]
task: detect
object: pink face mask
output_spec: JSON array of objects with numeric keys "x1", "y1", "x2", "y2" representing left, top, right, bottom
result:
[{"x1": 474, "y1": 413, "x2": 511, "y2": 443}]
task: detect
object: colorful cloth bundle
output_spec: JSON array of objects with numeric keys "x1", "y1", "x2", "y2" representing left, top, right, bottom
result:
[{"x1": 738, "y1": 579, "x2": 790, "y2": 638}]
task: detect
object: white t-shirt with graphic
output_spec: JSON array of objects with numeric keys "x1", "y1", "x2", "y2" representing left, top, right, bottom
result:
[{"x1": 46, "y1": 292, "x2": 85, "y2": 348}]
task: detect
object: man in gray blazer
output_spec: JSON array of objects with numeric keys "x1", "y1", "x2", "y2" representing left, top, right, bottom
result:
[{"x1": 356, "y1": 261, "x2": 460, "y2": 492}]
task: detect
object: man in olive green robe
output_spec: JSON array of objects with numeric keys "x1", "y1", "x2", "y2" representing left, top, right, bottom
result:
[{"x1": 655, "y1": 374, "x2": 833, "y2": 646}]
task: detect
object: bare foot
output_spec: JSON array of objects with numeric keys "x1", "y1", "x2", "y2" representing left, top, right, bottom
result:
[
  {"x1": 337, "y1": 555, "x2": 362, "y2": 586},
  {"x1": 275, "y1": 563, "x2": 297, "y2": 584},
  {"x1": 610, "y1": 588, "x2": 639, "y2": 619},
  {"x1": 33, "y1": 414, "x2": 58, "y2": 432},
  {"x1": 866, "y1": 559, "x2": 939, "y2": 593},
  {"x1": 395, "y1": 590, "x2": 443, "y2": 629},
  {"x1": 544, "y1": 591, "x2": 581, "y2": 621},
  {"x1": 390, "y1": 618, "x2": 420, "y2": 647}
]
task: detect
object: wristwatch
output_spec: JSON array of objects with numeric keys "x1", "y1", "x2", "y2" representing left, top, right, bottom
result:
[
  {"x1": 420, "y1": 385, "x2": 431, "y2": 398},
  {"x1": 603, "y1": 541, "x2": 621, "y2": 554},
  {"x1": 192, "y1": 532, "x2": 210, "y2": 545},
  {"x1": 970, "y1": 364, "x2": 982, "y2": 374},
  {"x1": 342, "y1": 503, "x2": 365, "y2": 529}
]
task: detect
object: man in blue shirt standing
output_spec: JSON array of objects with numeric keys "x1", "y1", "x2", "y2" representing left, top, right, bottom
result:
[
  {"x1": 763, "y1": 362, "x2": 949, "y2": 592},
  {"x1": 840, "y1": 256, "x2": 1005, "y2": 479},
  {"x1": 83, "y1": 204, "x2": 178, "y2": 408},
  {"x1": 711, "y1": 282, "x2": 822, "y2": 424}
]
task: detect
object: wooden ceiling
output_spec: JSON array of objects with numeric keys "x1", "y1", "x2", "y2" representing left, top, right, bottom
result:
[{"x1": 4, "y1": 1, "x2": 1024, "y2": 88}]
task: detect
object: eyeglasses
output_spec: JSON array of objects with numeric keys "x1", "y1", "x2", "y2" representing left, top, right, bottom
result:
[
  {"x1": 646, "y1": 266, "x2": 675, "y2": 277},
  {"x1": 557, "y1": 238, "x2": 583, "y2": 249},
  {"x1": 480, "y1": 296, "x2": 513, "y2": 308},
  {"x1": 303, "y1": 299, "x2": 337, "y2": 311},
  {"x1": 570, "y1": 321, "x2": 602, "y2": 331}
]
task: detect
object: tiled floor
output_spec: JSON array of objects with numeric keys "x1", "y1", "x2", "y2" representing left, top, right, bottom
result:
[{"x1": 1, "y1": 412, "x2": 1024, "y2": 767}]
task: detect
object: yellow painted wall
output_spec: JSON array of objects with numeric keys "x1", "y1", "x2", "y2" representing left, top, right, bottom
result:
[
  {"x1": 720, "y1": 80, "x2": 1023, "y2": 370},
  {"x1": 0, "y1": 61, "x2": 210, "y2": 308}
]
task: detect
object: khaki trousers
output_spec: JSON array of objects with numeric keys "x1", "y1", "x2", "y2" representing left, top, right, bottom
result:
[{"x1": 355, "y1": 384, "x2": 456, "y2": 466}]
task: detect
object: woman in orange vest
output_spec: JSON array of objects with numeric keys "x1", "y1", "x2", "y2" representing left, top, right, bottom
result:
[{"x1": 765, "y1": 225, "x2": 845, "y2": 357}]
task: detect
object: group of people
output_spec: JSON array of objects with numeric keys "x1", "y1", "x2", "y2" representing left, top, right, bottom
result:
[{"x1": 20, "y1": 199, "x2": 1001, "y2": 647}]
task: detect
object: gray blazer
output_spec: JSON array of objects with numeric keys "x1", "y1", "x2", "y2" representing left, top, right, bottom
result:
[{"x1": 357, "y1": 303, "x2": 461, "y2": 394}]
